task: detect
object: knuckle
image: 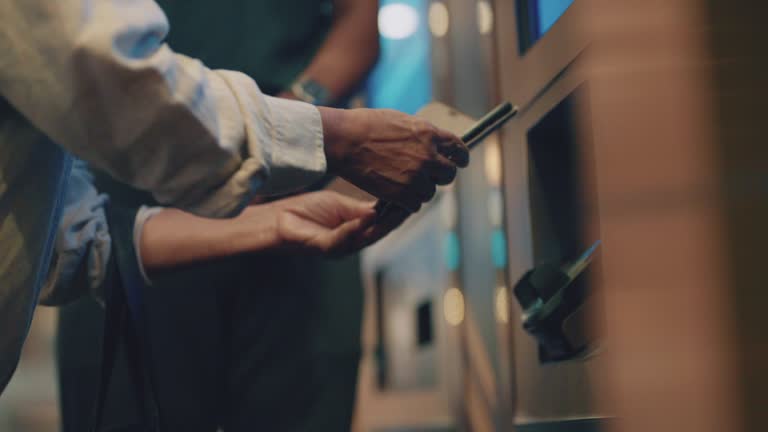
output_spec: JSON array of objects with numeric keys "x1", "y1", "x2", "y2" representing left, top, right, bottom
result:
[
  {"x1": 414, "y1": 121, "x2": 436, "y2": 141},
  {"x1": 417, "y1": 119, "x2": 435, "y2": 131}
]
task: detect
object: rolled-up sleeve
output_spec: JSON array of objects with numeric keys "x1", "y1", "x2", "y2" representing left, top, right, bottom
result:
[
  {"x1": 133, "y1": 205, "x2": 163, "y2": 286},
  {"x1": 0, "y1": 0, "x2": 325, "y2": 217}
]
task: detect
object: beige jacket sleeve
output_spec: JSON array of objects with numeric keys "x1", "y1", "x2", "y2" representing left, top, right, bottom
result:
[{"x1": 0, "y1": 0, "x2": 325, "y2": 217}]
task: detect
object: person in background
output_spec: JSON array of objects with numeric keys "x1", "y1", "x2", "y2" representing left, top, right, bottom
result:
[
  {"x1": 54, "y1": 1, "x2": 410, "y2": 431},
  {"x1": 1, "y1": 0, "x2": 467, "y2": 402}
]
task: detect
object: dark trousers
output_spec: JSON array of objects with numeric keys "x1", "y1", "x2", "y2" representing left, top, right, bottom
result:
[{"x1": 56, "y1": 253, "x2": 363, "y2": 432}]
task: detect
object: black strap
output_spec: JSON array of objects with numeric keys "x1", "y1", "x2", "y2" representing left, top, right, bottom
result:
[
  {"x1": 91, "y1": 204, "x2": 162, "y2": 432},
  {"x1": 91, "y1": 264, "x2": 162, "y2": 431},
  {"x1": 90, "y1": 255, "x2": 126, "y2": 432}
]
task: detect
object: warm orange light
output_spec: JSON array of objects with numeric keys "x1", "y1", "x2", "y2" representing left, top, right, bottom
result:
[
  {"x1": 443, "y1": 287, "x2": 465, "y2": 326},
  {"x1": 484, "y1": 137, "x2": 502, "y2": 186},
  {"x1": 477, "y1": 1, "x2": 494, "y2": 35},
  {"x1": 495, "y1": 285, "x2": 509, "y2": 323},
  {"x1": 429, "y1": 2, "x2": 450, "y2": 38}
]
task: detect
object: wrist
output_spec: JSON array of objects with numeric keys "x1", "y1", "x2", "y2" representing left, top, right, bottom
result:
[
  {"x1": 289, "y1": 77, "x2": 332, "y2": 105},
  {"x1": 318, "y1": 106, "x2": 350, "y2": 173},
  {"x1": 225, "y1": 206, "x2": 282, "y2": 256}
]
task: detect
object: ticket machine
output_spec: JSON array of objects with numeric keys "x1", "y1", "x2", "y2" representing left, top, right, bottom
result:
[{"x1": 357, "y1": 1, "x2": 607, "y2": 431}]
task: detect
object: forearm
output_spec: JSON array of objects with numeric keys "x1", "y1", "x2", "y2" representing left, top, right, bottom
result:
[
  {"x1": 139, "y1": 206, "x2": 280, "y2": 272},
  {"x1": 295, "y1": 0, "x2": 380, "y2": 101},
  {"x1": 0, "y1": 0, "x2": 325, "y2": 217}
]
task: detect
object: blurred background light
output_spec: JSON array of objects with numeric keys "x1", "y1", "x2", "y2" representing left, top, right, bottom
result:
[
  {"x1": 443, "y1": 287, "x2": 465, "y2": 326},
  {"x1": 495, "y1": 285, "x2": 509, "y2": 323},
  {"x1": 444, "y1": 231, "x2": 461, "y2": 271},
  {"x1": 491, "y1": 228, "x2": 507, "y2": 269},
  {"x1": 476, "y1": 1, "x2": 494, "y2": 35},
  {"x1": 484, "y1": 138, "x2": 502, "y2": 186},
  {"x1": 378, "y1": 3, "x2": 420, "y2": 40},
  {"x1": 367, "y1": 0, "x2": 432, "y2": 115},
  {"x1": 487, "y1": 188, "x2": 503, "y2": 227},
  {"x1": 428, "y1": 2, "x2": 450, "y2": 38}
]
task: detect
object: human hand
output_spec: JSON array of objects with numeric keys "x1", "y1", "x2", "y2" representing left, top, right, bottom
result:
[
  {"x1": 140, "y1": 192, "x2": 400, "y2": 273},
  {"x1": 318, "y1": 107, "x2": 468, "y2": 212},
  {"x1": 268, "y1": 190, "x2": 397, "y2": 256}
]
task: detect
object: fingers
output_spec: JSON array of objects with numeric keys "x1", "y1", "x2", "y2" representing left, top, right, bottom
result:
[
  {"x1": 399, "y1": 135, "x2": 458, "y2": 209},
  {"x1": 322, "y1": 211, "x2": 377, "y2": 256},
  {"x1": 420, "y1": 126, "x2": 464, "y2": 197},
  {"x1": 411, "y1": 173, "x2": 437, "y2": 204},
  {"x1": 434, "y1": 128, "x2": 469, "y2": 168},
  {"x1": 373, "y1": 205, "x2": 411, "y2": 233},
  {"x1": 322, "y1": 202, "x2": 412, "y2": 256},
  {"x1": 396, "y1": 192, "x2": 424, "y2": 213},
  {"x1": 353, "y1": 205, "x2": 411, "y2": 251},
  {"x1": 328, "y1": 192, "x2": 377, "y2": 222},
  {"x1": 329, "y1": 109, "x2": 469, "y2": 214},
  {"x1": 423, "y1": 184, "x2": 437, "y2": 202},
  {"x1": 395, "y1": 156, "x2": 453, "y2": 211},
  {"x1": 428, "y1": 154, "x2": 458, "y2": 186}
]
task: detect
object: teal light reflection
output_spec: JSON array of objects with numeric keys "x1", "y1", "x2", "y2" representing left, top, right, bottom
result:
[
  {"x1": 444, "y1": 231, "x2": 461, "y2": 271},
  {"x1": 491, "y1": 228, "x2": 507, "y2": 269}
]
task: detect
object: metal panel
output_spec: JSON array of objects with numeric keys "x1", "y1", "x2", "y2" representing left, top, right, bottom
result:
[
  {"x1": 500, "y1": 59, "x2": 609, "y2": 426},
  {"x1": 493, "y1": 0, "x2": 589, "y2": 109}
]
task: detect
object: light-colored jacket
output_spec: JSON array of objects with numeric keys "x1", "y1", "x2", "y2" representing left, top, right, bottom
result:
[{"x1": 0, "y1": 0, "x2": 326, "y2": 392}]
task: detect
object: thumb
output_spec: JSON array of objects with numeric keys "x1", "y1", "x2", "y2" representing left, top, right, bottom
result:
[
  {"x1": 322, "y1": 216, "x2": 371, "y2": 256},
  {"x1": 334, "y1": 195, "x2": 377, "y2": 222}
]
